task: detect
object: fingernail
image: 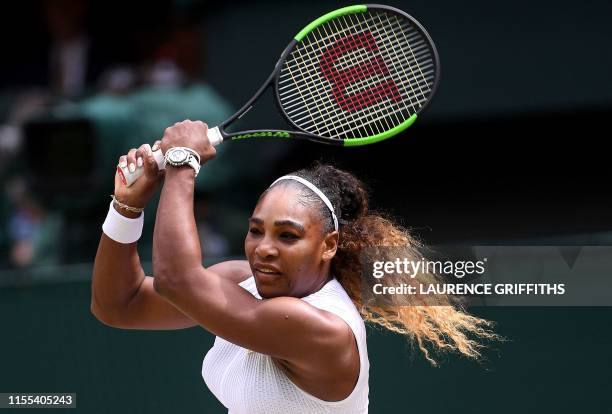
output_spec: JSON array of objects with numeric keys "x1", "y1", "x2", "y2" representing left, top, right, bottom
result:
[
  {"x1": 129, "y1": 163, "x2": 136, "y2": 173},
  {"x1": 152, "y1": 143, "x2": 159, "y2": 151},
  {"x1": 120, "y1": 160, "x2": 127, "y2": 169},
  {"x1": 137, "y1": 157, "x2": 143, "y2": 167}
]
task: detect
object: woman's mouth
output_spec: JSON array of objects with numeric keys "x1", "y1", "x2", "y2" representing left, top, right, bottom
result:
[{"x1": 253, "y1": 265, "x2": 282, "y2": 280}]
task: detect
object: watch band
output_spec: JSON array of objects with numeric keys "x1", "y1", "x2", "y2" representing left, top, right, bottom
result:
[
  {"x1": 165, "y1": 147, "x2": 201, "y2": 177},
  {"x1": 178, "y1": 147, "x2": 201, "y2": 165},
  {"x1": 186, "y1": 155, "x2": 200, "y2": 177}
]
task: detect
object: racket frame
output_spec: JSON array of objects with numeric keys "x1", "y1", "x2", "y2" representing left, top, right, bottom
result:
[{"x1": 212, "y1": 3, "x2": 440, "y2": 147}]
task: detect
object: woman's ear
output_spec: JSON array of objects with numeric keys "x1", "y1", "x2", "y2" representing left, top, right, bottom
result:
[{"x1": 321, "y1": 231, "x2": 339, "y2": 261}]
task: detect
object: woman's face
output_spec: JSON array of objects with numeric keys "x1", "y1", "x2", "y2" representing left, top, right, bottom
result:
[{"x1": 245, "y1": 185, "x2": 337, "y2": 299}]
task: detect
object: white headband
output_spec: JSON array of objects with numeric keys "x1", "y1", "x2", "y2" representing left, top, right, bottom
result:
[{"x1": 270, "y1": 175, "x2": 339, "y2": 231}]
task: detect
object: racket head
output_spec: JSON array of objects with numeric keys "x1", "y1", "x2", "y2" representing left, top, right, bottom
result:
[{"x1": 273, "y1": 4, "x2": 440, "y2": 146}]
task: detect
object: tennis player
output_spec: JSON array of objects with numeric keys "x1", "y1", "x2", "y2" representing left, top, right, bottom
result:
[{"x1": 92, "y1": 120, "x2": 497, "y2": 413}]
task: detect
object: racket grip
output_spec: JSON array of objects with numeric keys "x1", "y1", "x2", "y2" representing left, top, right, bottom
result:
[
  {"x1": 119, "y1": 126, "x2": 224, "y2": 187},
  {"x1": 118, "y1": 150, "x2": 166, "y2": 187},
  {"x1": 207, "y1": 126, "x2": 224, "y2": 146}
]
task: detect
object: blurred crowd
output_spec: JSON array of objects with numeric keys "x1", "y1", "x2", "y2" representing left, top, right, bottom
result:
[{"x1": 0, "y1": 0, "x2": 263, "y2": 270}]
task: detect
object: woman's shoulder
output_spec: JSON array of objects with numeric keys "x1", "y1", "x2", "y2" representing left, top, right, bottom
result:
[
  {"x1": 302, "y1": 279, "x2": 365, "y2": 334},
  {"x1": 208, "y1": 260, "x2": 251, "y2": 284}
]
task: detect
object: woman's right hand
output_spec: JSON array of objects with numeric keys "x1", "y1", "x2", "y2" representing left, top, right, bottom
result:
[{"x1": 113, "y1": 141, "x2": 164, "y2": 216}]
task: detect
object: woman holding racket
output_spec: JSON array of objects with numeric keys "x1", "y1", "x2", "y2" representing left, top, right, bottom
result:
[{"x1": 92, "y1": 120, "x2": 498, "y2": 413}]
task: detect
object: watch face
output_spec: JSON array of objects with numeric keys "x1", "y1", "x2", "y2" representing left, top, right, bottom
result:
[{"x1": 168, "y1": 148, "x2": 188, "y2": 163}]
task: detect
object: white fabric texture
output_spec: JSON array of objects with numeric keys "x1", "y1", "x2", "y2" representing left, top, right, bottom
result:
[
  {"x1": 101, "y1": 201, "x2": 143, "y2": 244},
  {"x1": 202, "y1": 276, "x2": 369, "y2": 413}
]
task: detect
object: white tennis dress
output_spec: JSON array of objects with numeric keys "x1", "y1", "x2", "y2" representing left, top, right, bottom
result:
[{"x1": 202, "y1": 276, "x2": 369, "y2": 413}]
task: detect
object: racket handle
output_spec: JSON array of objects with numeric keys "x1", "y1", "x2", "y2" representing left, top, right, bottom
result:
[
  {"x1": 118, "y1": 150, "x2": 165, "y2": 187},
  {"x1": 118, "y1": 126, "x2": 224, "y2": 187},
  {"x1": 207, "y1": 126, "x2": 224, "y2": 146}
]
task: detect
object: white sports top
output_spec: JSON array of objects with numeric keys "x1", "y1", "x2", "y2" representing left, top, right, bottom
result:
[{"x1": 202, "y1": 276, "x2": 369, "y2": 414}]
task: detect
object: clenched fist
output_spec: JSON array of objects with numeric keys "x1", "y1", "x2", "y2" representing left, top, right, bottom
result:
[
  {"x1": 113, "y1": 141, "x2": 164, "y2": 217},
  {"x1": 160, "y1": 120, "x2": 216, "y2": 165}
]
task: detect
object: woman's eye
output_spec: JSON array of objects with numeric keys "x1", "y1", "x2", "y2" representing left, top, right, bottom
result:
[
  {"x1": 280, "y1": 232, "x2": 299, "y2": 241},
  {"x1": 249, "y1": 228, "x2": 263, "y2": 236}
]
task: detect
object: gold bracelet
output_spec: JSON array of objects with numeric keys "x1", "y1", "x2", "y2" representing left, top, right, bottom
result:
[{"x1": 110, "y1": 195, "x2": 144, "y2": 213}]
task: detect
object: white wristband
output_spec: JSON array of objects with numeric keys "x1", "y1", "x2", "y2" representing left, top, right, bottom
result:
[{"x1": 102, "y1": 201, "x2": 144, "y2": 244}]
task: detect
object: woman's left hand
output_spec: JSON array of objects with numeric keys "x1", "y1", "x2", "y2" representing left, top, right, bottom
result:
[{"x1": 160, "y1": 120, "x2": 216, "y2": 164}]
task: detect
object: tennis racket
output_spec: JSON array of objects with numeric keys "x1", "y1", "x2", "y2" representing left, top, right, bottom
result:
[{"x1": 121, "y1": 4, "x2": 440, "y2": 186}]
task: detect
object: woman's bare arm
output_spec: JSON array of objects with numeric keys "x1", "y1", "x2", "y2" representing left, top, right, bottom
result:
[
  {"x1": 91, "y1": 141, "x2": 250, "y2": 330},
  {"x1": 92, "y1": 225, "x2": 250, "y2": 331}
]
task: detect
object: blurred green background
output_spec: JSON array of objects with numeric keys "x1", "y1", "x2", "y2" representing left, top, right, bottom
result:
[
  {"x1": 2, "y1": 273, "x2": 611, "y2": 413},
  {"x1": 1, "y1": 0, "x2": 612, "y2": 412}
]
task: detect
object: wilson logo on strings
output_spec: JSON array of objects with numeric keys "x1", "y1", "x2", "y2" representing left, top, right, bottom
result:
[{"x1": 319, "y1": 31, "x2": 403, "y2": 112}]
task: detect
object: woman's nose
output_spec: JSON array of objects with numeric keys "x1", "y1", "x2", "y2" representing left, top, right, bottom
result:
[{"x1": 255, "y1": 238, "x2": 278, "y2": 258}]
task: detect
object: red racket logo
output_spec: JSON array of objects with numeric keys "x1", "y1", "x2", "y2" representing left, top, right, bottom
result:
[{"x1": 320, "y1": 31, "x2": 403, "y2": 112}]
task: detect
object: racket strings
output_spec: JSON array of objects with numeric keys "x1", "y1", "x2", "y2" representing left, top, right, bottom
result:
[
  {"x1": 279, "y1": 23, "x2": 433, "y2": 109},
  {"x1": 280, "y1": 40, "x2": 433, "y2": 102},
  {"x1": 314, "y1": 13, "x2": 431, "y2": 135},
  {"x1": 284, "y1": 15, "x2": 416, "y2": 138},
  {"x1": 279, "y1": 10, "x2": 437, "y2": 139},
  {"x1": 315, "y1": 18, "x2": 398, "y2": 138},
  {"x1": 322, "y1": 13, "x2": 413, "y2": 137},
  {"x1": 374, "y1": 13, "x2": 426, "y2": 120}
]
